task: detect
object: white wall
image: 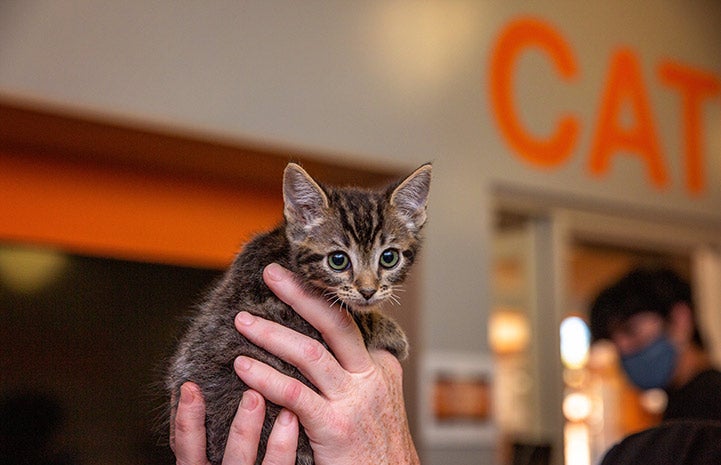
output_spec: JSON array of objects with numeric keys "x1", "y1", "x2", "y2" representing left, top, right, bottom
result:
[{"x1": 2, "y1": 1, "x2": 720, "y2": 462}]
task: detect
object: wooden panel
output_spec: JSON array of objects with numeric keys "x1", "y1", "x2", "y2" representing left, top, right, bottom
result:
[{"x1": 0, "y1": 99, "x2": 400, "y2": 191}]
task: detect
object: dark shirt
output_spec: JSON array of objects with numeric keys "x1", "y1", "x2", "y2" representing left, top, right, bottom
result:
[
  {"x1": 664, "y1": 369, "x2": 721, "y2": 422},
  {"x1": 600, "y1": 420, "x2": 721, "y2": 465}
]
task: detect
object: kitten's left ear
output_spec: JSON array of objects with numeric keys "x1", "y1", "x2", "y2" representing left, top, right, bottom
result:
[
  {"x1": 390, "y1": 163, "x2": 432, "y2": 230},
  {"x1": 283, "y1": 163, "x2": 329, "y2": 228}
]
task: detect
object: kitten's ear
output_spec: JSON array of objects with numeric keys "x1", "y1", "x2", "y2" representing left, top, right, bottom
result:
[
  {"x1": 283, "y1": 163, "x2": 329, "y2": 227},
  {"x1": 390, "y1": 163, "x2": 432, "y2": 230}
]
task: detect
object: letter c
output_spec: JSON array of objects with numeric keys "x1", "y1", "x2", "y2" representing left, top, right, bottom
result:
[{"x1": 490, "y1": 17, "x2": 579, "y2": 167}]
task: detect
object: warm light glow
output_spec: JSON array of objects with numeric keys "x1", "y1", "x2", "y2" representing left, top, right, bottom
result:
[
  {"x1": 563, "y1": 368, "x2": 589, "y2": 389},
  {"x1": 565, "y1": 422, "x2": 591, "y2": 465},
  {"x1": 639, "y1": 388, "x2": 668, "y2": 415},
  {"x1": 489, "y1": 308, "x2": 531, "y2": 355},
  {"x1": 587, "y1": 339, "x2": 618, "y2": 370},
  {"x1": 0, "y1": 246, "x2": 68, "y2": 293},
  {"x1": 563, "y1": 392, "x2": 593, "y2": 422},
  {"x1": 369, "y1": 2, "x2": 478, "y2": 93},
  {"x1": 560, "y1": 316, "x2": 591, "y2": 369}
]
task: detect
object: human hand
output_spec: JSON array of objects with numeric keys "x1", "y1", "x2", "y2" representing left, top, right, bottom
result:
[
  {"x1": 231, "y1": 262, "x2": 420, "y2": 465},
  {"x1": 171, "y1": 382, "x2": 299, "y2": 465}
]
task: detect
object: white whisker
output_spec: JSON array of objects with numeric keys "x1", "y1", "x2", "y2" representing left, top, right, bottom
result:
[
  {"x1": 322, "y1": 290, "x2": 343, "y2": 310},
  {"x1": 324, "y1": 291, "x2": 350, "y2": 312},
  {"x1": 337, "y1": 298, "x2": 348, "y2": 312},
  {"x1": 389, "y1": 293, "x2": 402, "y2": 306}
]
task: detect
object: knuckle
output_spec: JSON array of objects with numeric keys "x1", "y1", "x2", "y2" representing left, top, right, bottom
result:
[
  {"x1": 174, "y1": 413, "x2": 192, "y2": 435},
  {"x1": 302, "y1": 339, "x2": 326, "y2": 362},
  {"x1": 386, "y1": 355, "x2": 403, "y2": 377},
  {"x1": 281, "y1": 378, "x2": 304, "y2": 405},
  {"x1": 256, "y1": 322, "x2": 278, "y2": 343},
  {"x1": 374, "y1": 350, "x2": 404, "y2": 377},
  {"x1": 269, "y1": 433, "x2": 297, "y2": 456},
  {"x1": 227, "y1": 416, "x2": 247, "y2": 439}
]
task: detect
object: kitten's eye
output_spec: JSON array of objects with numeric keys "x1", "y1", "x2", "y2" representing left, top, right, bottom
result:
[
  {"x1": 379, "y1": 249, "x2": 400, "y2": 269},
  {"x1": 328, "y1": 252, "x2": 351, "y2": 271}
]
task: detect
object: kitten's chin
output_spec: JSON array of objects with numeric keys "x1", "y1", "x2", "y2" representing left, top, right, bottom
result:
[{"x1": 344, "y1": 299, "x2": 382, "y2": 312}]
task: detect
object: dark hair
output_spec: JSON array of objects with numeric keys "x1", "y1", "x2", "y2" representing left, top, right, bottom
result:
[{"x1": 589, "y1": 267, "x2": 703, "y2": 347}]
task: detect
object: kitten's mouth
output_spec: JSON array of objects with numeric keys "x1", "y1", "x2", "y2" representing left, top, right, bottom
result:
[
  {"x1": 330, "y1": 292, "x2": 382, "y2": 311},
  {"x1": 325, "y1": 284, "x2": 396, "y2": 311},
  {"x1": 351, "y1": 299, "x2": 377, "y2": 308}
]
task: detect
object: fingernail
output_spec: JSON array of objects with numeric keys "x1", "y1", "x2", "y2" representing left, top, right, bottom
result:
[
  {"x1": 179, "y1": 383, "x2": 194, "y2": 405},
  {"x1": 277, "y1": 409, "x2": 294, "y2": 426},
  {"x1": 240, "y1": 391, "x2": 259, "y2": 411},
  {"x1": 235, "y1": 356, "x2": 252, "y2": 372},
  {"x1": 264, "y1": 263, "x2": 287, "y2": 282},
  {"x1": 236, "y1": 311, "x2": 255, "y2": 326}
]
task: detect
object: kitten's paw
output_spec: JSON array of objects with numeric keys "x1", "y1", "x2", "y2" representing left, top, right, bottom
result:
[
  {"x1": 381, "y1": 330, "x2": 409, "y2": 360},
  {"x1": 355, "y1": 311, "x2": 409, "y2": 360}
]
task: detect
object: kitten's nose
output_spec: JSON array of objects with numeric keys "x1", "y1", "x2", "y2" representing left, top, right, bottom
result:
[{"x1": 359, "y1": 288, "x2": 377, "y2": 300}]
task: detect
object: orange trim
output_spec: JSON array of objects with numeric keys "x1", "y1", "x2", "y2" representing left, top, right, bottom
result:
[{"x1": 0, "y1": 153, "x2": 283, "y2": 268}]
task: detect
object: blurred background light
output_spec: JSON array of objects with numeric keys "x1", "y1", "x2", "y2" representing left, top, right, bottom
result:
[
  {"x1": 564, "y1": 422, "x2": 591, "y2": 465},
  {"x1": 560, "y1": 316, "x2": 591, "y2": 369},
  {"x1": 369, "y1": 1, "x2": 478, "y2": 94},
  {"x1": 489, "y1": 308, "x2": 531, "y2": 355},
  {"x1": 639, "y1": 388, "x2": 668, "y2": 415},
  {"x1": 0, "y1": 246, "x2": 68, "y2": 294},
  {"x1": 563, "y1": 392, "x2": 593, "y2": 422}
]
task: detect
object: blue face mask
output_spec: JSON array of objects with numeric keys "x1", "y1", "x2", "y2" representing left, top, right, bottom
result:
[{"x1": 620, "y1": 336, "x2": 677, "y2": 390}]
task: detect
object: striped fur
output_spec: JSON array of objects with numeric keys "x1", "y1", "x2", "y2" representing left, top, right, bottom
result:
[{"x1": 166, "y1": 163, "x2": 431, "y2": 465}]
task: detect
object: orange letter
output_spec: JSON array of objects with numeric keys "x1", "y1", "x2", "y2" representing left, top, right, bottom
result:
[
  {"x1": 658, "y1": 60, "x2": 721, "y2": 195},
  {"x1": 589, "y1": 49, "x2": 669, "y2": 188},
  {"x1": 489, "y1": 17, "x2": 579, "y2": 167}
]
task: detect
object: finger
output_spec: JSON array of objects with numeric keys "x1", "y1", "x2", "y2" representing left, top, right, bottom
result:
[
  {"x1": 174, "y1": 382, "x2": 211, "y2": 465},
  {"x1": 262, "y1": 409, "x2": 299, "y2": 465},
  {"x1": 235, "y1": 311, "x2": 350, "y2": 396},
  {"x1": 222, "y1": 390, "x2": 265, "y2": 465},
  {"x1": 263, "y1": 263, "x2": 374, "y2": 373},
  {"x1": 234, "y1": 355, "x2": 326, "y2": 431},
  {"x1": 370, "y1": 349, "x2": 405, "y2": 391}
]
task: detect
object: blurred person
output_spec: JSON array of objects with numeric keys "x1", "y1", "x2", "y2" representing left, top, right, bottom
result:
[
  {"x1": 590, "y1": 267, "x2": 721, "y2": 422},
  {"x1": 171, "y1": 263, "x2": 420, "y2": 465}
]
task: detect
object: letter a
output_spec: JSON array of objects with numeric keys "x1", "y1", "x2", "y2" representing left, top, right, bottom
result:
[{"x1": 589, "y1": 49, "x2": 669, "y2": 188}]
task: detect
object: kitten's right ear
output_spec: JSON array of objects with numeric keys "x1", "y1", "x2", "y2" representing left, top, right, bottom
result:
[
  {"x1": 390, "y1": 163, "x2": 432, "y2": 231},
  {"x1": 283, "y1": 163, "x2": 329, "y2": 229}
]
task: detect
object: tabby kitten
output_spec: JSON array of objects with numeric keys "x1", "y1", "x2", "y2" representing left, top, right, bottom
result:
[{"x1": 167, "y1": 162, "x2": 431, "y2": 465}]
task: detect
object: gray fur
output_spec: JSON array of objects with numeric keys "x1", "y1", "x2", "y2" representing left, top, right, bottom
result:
[{"x1": 166, "y1": 163, "x2": 431, "y2": 465}]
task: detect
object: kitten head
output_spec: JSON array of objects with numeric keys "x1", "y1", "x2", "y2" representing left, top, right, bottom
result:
[{"x1": 283, "y1": 162, "x2": 431, "y2": 310}]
